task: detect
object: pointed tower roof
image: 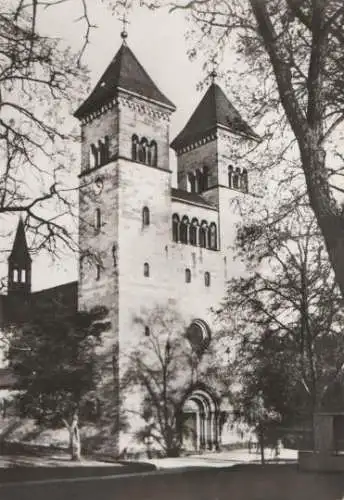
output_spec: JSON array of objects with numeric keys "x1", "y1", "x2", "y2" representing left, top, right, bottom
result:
[
  {"x1": 171, "y1": 83, "x2": 259, "y2": 151},
  {"x1": 74, "y1": 43, "x2": 175, "y2": 119},
  {"x1": 9, "y1": 217, "x2": 31, "y2": 263}
]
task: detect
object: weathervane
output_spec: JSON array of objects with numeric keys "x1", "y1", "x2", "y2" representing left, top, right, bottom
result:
[{"x1": 119, "y1": 12, "x2": 130, "y2": 42}]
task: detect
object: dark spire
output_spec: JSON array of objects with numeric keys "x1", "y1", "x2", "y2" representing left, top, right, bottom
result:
[
  {"x1": 74, "y1": 43, "x2": 175, "y2": 119},
  {"x1": 9, "y1": 217, "x2": 31, "y2": 264},
  {"x1": 171, "y1": 83, "x2": 259, "y2": 151},
  {"x1": 8, "y1": 217, "x2": 31, "y2": 295}
]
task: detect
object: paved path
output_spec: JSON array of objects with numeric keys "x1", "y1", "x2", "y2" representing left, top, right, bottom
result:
[
  {"x1": 0, "y1": 446, "x2": 298, "y2": 469},
  {"x1": 146, "y1": 447, "x2": 298, "y2": 469}
]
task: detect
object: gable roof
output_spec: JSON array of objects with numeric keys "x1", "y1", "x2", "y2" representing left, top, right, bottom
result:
[
  {"x1": 171, "y1": 83, "x2": 259, "y2": 150},
  {"x1": 31, "y1": 281, "x2": 78, "y2": 316},
  {"x1": 171, "y1": 188, "x2": 216, "y2": 210},
  {"x1": 9, "y1": 217, "x2": 31, "y2": 264},
  {"x1": 74, "y1": 43, "x2": 175, "y2": 119}
]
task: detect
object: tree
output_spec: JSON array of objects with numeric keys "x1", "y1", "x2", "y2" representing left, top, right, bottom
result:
[
  {"x1": 123, "y1": 306, "x2": 210, "y2": 457},
  {"x1": 0, "y1": 1, "x2": 94, "y2": 255},
  {"x1": 233, "y1": 387, "x2": 281, "y2": 464},
  {"x1": 124, "y1": 307, "x2": 193, "y2": 457},
  {"x1": 219, "y1": 206, "x2": 344, "y2": 433},
  {"x1": 6, "y1": 304, "x2": 110, "y2": 460},
  {"x1": 110, "y1": 0, "x2": 344, "y2": 299}
]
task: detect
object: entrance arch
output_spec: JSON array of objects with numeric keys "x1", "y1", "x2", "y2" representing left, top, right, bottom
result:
[{"x1": 181, "y1": 388, "x2": 219, "y2": 452}]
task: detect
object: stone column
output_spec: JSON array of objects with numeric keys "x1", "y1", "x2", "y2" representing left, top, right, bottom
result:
[
  {"x1": 196, "y1": 411, "x2": 201, "y2": 451},
  {"x1": 207, "y1": 413, "x2": 212, "y2": 449},
  {"x1": 200, "y1": 411, "x2": 205, "y2": 449}
]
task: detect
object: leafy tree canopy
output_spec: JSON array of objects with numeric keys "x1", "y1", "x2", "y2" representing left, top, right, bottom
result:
[{"x1": 7, "y1": 305, "x2": 110, "y2": 430}]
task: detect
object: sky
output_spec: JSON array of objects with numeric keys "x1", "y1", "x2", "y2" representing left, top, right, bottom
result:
[
  {"x1": 45, "y1": 2, "x2": 208, "y2": 140},
  {"x1": 3, "y1": 2, "x2": 343, "y2": 293},
  {"x1": 2, "y1": 2, "x2": 227, "y2": 291}
]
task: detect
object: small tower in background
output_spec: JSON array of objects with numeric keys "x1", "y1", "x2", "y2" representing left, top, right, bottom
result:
[{"x1": 8, "y1": 218, "x2": 32, "y2": 295}]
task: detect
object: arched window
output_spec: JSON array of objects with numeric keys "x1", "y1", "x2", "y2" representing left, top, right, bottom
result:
[
  {"x1": 13, "y1": 269, "x2": 18, "y2": 282},
  {"x1": 172, "y1": 214, "x2": 180, "y2": 242},
  {"x1": 98, "y1": 139, "x2": 103, "y2": 166},
  {"x1": 204, "y1": 272, "x2": 211, "y2": 287},
  {"x1": 241, "y1": 169, "x2": 248, "y2": 192},
  {"x1": 142, "y1": 206, "x2": 150, "y2": 226},
  {"x1": 98, "y1": 139, "x2": 105, "y2": 165},
  {"x1": 180, "y1": 216, "x2": 189, "y2": 244},
  {"x1": 144, "y1": 262, "x2": 150, "y2": 277},
  {"x1": 150, "y1": 140, "x2": 157, "y2": 167},
  {"x1": 209, "y1": 222, "x2": 217, "y2": 250},
  {"x1": 188, "y1": 173, "x2": 196, "y2": 193},
  {"x1": 95, "y1": 208, "x2": 101, "y2": 231},
  {"x1": 144, "y1": 326, "x2": 150, "y2": 337},
  {"x1": 233, "y1": 168, "x2": 240, "y2": 189},
  {"x1": 228, "y1": 165, "x2": 233, "y2": 188},
  {"x1": 190, "y1": 218, "x2": 198, "y2": 246},
  {"x1": 196, "y1": 169, "x2": 203, "y2": 193},
  {"x1": 139, "y1": 138, "x2": 148, "y2": 163},
  {"x1": 132, "y1": 134, "x2": 139, "y2": 161},
  {"x1": 203, "y1": 166, "x2": 209, "y2": 191},
  {"x1": 199, "y1": 221, "x2": 208, "y2": 248},
  {"x1": 96, "y1": 264, "x2": 101, "y2": 281},
  {"x1": 104, "y1": 135, "x2": 110, "y2": 163},
  {"x1": 185, "y1": 268, "x2": 191, "y2": 283},
  {"x1": 90, "y1": 144, "x2": 98, "y2": 169}
]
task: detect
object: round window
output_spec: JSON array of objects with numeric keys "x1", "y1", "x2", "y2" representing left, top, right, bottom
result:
[{"x1": 186, "y1": 319, "x2": 211, "y2": 355}]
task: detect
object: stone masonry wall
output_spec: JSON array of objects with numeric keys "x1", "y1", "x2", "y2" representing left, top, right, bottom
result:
[
  {"x1": 175, "y1": 139, "x2": 218, "y2": 191},
  {"x1": 77, "y1": 87, "x2": 255, "y2": 454},
  {"x1": 118, "y1": 92, "x2": 172, "y2": 172},
  {"x1": 78, "y1": 156, "x2": 121, "y2": 452},
  {"x1": 81, "y1": 108, "x2": 119, "y2": 174}
]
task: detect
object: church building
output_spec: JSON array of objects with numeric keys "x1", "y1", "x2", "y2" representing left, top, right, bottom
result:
[{"x1": 0, "y1": 31, "x2": 259, "y2": 455}]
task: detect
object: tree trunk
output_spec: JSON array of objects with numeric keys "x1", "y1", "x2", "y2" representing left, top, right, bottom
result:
[
  {"x1": 300, "y1": 141, "x2": 344, "y2": 299},
  {"x1": 63, "y1": 412, "x2": 81, "y2": 461},
  {"x1": 71, "y1": 422, "x2": 81, "y2": 461},
  {"x1": 258, "y1": 431, "x2": 265, "y2": 465},
  {"x1": 249, "y1": 1, "x2": 344, "y2": 299}
]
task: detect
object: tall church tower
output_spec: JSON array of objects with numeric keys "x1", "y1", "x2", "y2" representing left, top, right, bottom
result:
[
  {"x1": 171, "y1": 78, "x2": 259, "y2": 255},
  {"x1": 8, "y1": 217, "x2": 32, "y2": 295},
  {"x1": 74, "y1": 33, "x2": 175, "y2": 450}
]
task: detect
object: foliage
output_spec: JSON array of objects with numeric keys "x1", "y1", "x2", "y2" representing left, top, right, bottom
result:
[
  {"x1": 219, "y1": 206, "x2": 344, "y2": 430},
  {"x1": 233, "y1": 387, "x2": 281, "y2": 464},
  {"x1": 6, "y1": 304, "x2": 110, "y2": 458}
]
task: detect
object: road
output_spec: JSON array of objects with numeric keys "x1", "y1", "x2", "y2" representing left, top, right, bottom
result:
[{"x1": 2, "y1": 464, "x2": 344, "y2": 500}]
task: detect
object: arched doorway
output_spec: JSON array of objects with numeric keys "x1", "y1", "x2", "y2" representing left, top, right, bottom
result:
[{"x1": 181, "y1": 388, "x2": 219, "y2": 452}]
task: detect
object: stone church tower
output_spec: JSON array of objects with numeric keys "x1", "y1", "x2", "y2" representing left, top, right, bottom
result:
[{"x1": 74, "y1": 34, "x2": 258, "y2": 454}]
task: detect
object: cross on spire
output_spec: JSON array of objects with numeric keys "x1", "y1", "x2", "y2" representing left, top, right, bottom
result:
[
  {"x1": 209, "y1": 57, "x2": 218, "y2": 83},
  {"x1": 210, "y1": 68, "x2": 217, "y2": 83},
  {"x1": 119, "y1": 13, "x2": 130, "y2": 42}
]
